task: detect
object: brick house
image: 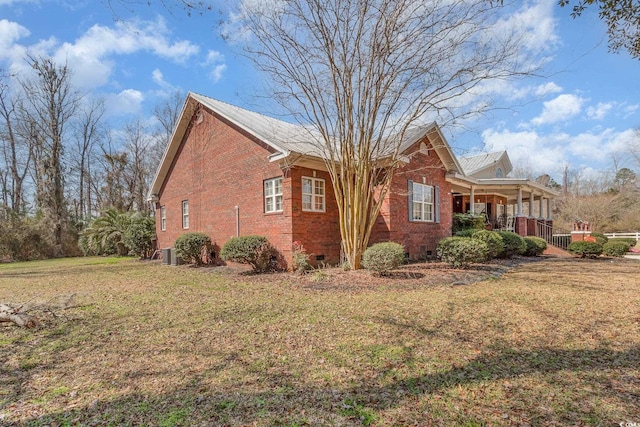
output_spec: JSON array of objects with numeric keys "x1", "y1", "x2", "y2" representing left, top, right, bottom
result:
[{"x1": 148, "y1": 92, "x2": 558, "y2": 266}]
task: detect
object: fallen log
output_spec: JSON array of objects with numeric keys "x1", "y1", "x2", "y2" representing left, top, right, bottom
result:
[{"x1": 0, "y1": 303, "x2": 38, "y2": 328}]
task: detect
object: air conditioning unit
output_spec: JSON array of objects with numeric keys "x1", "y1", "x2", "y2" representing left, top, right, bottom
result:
[
  {"x1": 170, "y1": 248, "x2": 183, "y2": 266},
  {"x1": 161, "y1": 248, "x2": 171, "y2": 265}
]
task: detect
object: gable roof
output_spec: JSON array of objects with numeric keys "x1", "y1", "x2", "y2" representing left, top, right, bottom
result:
[
  {"x1": 148, "y1": 92, "x2": 463, "y2": 201},
  {"x1": 458, "y1": 151, "x2": 512, "y2": 177}
]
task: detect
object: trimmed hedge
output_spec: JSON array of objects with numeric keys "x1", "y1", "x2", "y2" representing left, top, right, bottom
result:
[
  {"x1": 454, "y1": 229, "x2": 476, "y2": 238},
  {"x1": 496, "y1": 231, "x2": 526, "y2": 258},
  {"x1": 452, "y1": 212, "x2": 486, "y2": 234},
  {"x1": 436, "y1": 236, "x2": 489, "y2": 268},
  {"x1": 602, "y1": 241, "x2": 631, "y2": 257},
  {"x1": 523, "y1": 236, "x2": 547, "y2": 257},
  {"x1": 608, "y1": 237, "x2": 637, "y2": 247},
  {"x1": 567, "y1": 241, "x2": 602, "y2": 258},
  {"x1": 174, "y1": 232, "x2": 212, "y2": 266},
  {"x1": 220, "y1": 235, "x2": 275, "y2": 272},
  {"x1": 471, "y1": 230, "x2": 504, "y2": 259},
  {"x1": 362, "y1": 242, "x2": 405, "y2": 275},
  {"x1": 591, "y1": 232, "x2": 608, "y2": 246}
]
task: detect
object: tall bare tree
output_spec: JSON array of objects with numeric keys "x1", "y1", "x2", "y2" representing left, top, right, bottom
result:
[
  {"x1": 18, "y1": 56, "x2": 82, "y2": 254},
  {"x1": 150, "y1": 90, "x2": 184, "y2": 172},
  {"x1": 0, "y1": 72, "x2": 31, "y2": 214},
  {"x1": 234, "y1": 0, "x2": 538, "y2": 268}
]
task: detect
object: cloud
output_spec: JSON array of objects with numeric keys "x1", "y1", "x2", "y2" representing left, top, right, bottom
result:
[
  {"x1": 534, "y1": 82, "x2": 562, "y2": 97},
  {"x1": 491, "y1": 0, "x2": 559, "y2": 53},
  {"x1": 531, "y1": 94, "x2": 585, "y2": 126},
  {"x1": 105, "y1": 89, "x2": 144, "y2": 117},
  {"x1": 203, "y1": 49, "x2": 226, "y2": 83},
  {"x1": 2, "y1": 17, "x2": 200, "y2": 90},
  {"x1": 587, "y1": 102, "x2": 613, "y2": 120}
]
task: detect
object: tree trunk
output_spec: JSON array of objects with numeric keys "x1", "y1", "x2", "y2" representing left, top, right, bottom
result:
[{"x1": 0, "y1": 304, "x2": 38, "y2": 328}]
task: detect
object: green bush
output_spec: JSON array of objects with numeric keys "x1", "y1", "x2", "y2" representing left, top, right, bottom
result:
[
  {"x1": 454, "y1": 229, "x2": 475, "y2": 238},
  {"x1": 123, "y1": 215, "x2": 156, "y2": 258},
  {"x1": 591, "y1": 232, "x2": 608, "y2": 246},
  {"x1": 452, "y1": 212, "x2": 485, "y2": 234},
  {"x1": 291, "y1": 241, "x2": 312, "y2": 274},
  {"x1": 608, "y1": 237, "x2": 637, "y2": 247},
  {"x1": 471, "y1": 230, "x2": 504, "y2": 259},
  {"x1": 567, "y1": 241, "x2": 603, "y2": 258},
  {"x1": 362, "y1": 242, "x2": 405, "y2": 275},
  {"x1": 602, "y1": 241, "x2": 630, "y2": 257},
  {"x1": 496, "y1": 231, "x2": 526, "y2": 258},
  {"x1": 220, "y1": 235, "x2": 275, "y2": 272},
  {"x1": 436, "y1": 236, "x2": 489, "y2": 268},
  {"x1": 174, "y1": 232, "x2": 212, "y2": 266},
  {"x1": 523, "y1": 236, "x2": 547, "y2": 257}
]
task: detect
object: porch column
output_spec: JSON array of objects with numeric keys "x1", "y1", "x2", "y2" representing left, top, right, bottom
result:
[
  {"x1": 516, "y1": 187, "x2": 523, "y2": 216},
  {"x1": 546, "y1": 198, "x2": 553, "y2": 221},
  {"x1": 528, "y1": 191, "x2": 535, "y2": 218},
  {"x1": 539, "y1": 196, "x2": 545, "y2": 220},
  {"x1": 470, "y1": 186, "x2": 475, "y2": 214}
]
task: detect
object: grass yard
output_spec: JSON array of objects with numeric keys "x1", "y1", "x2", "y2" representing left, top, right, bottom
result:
[{"x1": 0, "y1": 256, "x2": 639, "y2": 426}]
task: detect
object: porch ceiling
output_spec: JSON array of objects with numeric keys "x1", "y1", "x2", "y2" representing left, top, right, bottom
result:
[{"x1": 446, "y1": 173, "x2": 559, "y2": 203}]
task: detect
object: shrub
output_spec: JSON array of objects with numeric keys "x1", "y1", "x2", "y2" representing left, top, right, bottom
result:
[
  {"x1": 123, "y1": 215, "x2": 156, "y2": 258},
  {"x1": 591, "y1": 232, "x2": 608, "y2": 246},
  {"x1": 362, "y1": 242, "x2": 405, "y2": 275},
  {"x1": 436, "y1": 237, "x2": 489, "y2": 268},
  {"x1": 454, "y1": 229, "x2": 475, "y2": 238},
  {"x1": 220, "y1": 235, "x2": 275, "y2": 272},
  {"x1": 608, "y1": 237, "x2": 637, "y2": 247},
  {"x1": 602, "y1": 241, "x2": 630, "y2": 257},
  {"x1": 496, "y1": 231, "x2": 526, "y2": 258},
  {"x1": 567, "y1": 241, "x2": 603, "y2": 258},
  {"x1": 471, "y1": 230, "x2": 504, "y2": 259},
  {"x1": 452, "y1": 212, "x2": 485, "y2": 234},
  {"x1": 174, "y1": 232, "x2": 212, "y2": 266},
  {"x1": 523, "y1": 236, "x2": 547, "y2": 257},
  {"x1": 291, "y1": 241, "x2": 312, "y2": 274}
]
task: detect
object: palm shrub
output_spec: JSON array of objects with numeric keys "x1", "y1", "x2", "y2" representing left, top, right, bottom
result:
[
  {"x1": 220, "y1": 235, "x2": 275, "y2": 272},
  {"x1": 79, "y1": 209, "x2": 132, "y2": 256},
  {"x1": 471, "y1": 230, "x2": 504, "y2": 259},
  {"x1": 174, "y1": 232, "x2": 212, "y2": 266},
  {"x1": 567, "y1": 241, "x2": 603, "y2": 258},
  {"x1": 362, "y1": 242, "x2": 405, "y2": 275},
  {"x1": 523, "y1": 236, "x2": 547, "y2": 256},
  {"x1": 496, "y1": 231, "x2": 526, "y2": 258},
  {"x1": 436, "y1": 236, "x2": 489, "y2": 268},
  {"x1": 602, "y1": 241, "x2": 630, "y2": 257}
]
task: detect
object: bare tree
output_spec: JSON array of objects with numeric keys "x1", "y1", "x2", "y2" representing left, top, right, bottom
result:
[
  {"x1": 18, "y1": 56, "x2": 82, "y2": 254},
  {"x1": 150, "y1": 90, "x2": 184, "y2": 172},
  {"x1": 234, "y1": 0, "x2": 538, "y2": 268},
  {"x1": 0, "y1": 72, "x2": 32, "y2": 214},
  {"x1": 70, "y1": 98, "x2": 106, "y2": 222}
]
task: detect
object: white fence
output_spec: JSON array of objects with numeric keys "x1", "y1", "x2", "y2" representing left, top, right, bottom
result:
[{"x1": 604, "y1": 232, "x2": 640, "y2": 240}]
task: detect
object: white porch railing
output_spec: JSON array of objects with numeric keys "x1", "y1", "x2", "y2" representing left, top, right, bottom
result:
[{"x1": 604, "y1": 232, "x2": 640, "y2": 240}]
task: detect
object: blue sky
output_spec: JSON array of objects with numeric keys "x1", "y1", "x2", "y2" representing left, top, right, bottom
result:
[{"x1": 1, "y1": 0, "x2": 639, "y2": 182}]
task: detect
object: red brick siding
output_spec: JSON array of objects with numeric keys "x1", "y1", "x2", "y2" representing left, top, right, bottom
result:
[
  {"x1": 370, "y1": 140, "x2": 453, "y2": 259},
  {"x1": 156, "y1": 107, "x2": 293, "y2": 263},
  {"x1": 290, "y1": 167, "x2": 342, "y2": 265}
]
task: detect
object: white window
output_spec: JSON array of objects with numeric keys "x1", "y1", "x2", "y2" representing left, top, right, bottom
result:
[
  {"x1": 182, "y1": 200, "x2": 189, "y2": 229},
  {"x1": 264, "y1": 177, "x2": 283, "y2": 213},
  {"x1": 411, "y1": 182, "x2": 434, "y2": 221},
  {"x1": 302, "y1": 177, "x2": 325, "y2": 212},
  {"x1": 160, "y1": 206, "x2": 166, "y2": 231}
]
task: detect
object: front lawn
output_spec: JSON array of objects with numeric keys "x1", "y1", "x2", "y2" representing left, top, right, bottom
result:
[{"x1": 0, "y1": 256, "x2": 638, "y2": 426}]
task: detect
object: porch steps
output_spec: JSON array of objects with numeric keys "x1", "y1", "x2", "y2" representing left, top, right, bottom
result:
[{"x1": 543, "y1": 244, "x2": 573, "y2": 258}]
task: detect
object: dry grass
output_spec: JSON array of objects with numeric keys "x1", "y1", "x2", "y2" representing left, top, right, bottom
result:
[{"x1": 0, "y1": 256, "x2": 639, "y2": 426}]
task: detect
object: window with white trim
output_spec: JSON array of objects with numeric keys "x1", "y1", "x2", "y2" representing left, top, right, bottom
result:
[
  {"x1": 411, "y1": 182, "x2": 434, "y2": 221},
  {"x1": 302, "y1": 176, "x2": 325, "y2": 212},
  {"x1": 264, "y1": 177, "x2": 283, "y2": 213},
  {"x1": 182, "y1": 200, "x2": 189, "y2": 229},
  {"x1": 160, "y1": 206, "x2": 166, "y2": 231}
]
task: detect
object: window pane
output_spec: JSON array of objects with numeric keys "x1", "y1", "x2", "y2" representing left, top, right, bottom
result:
[
  {"x1": 302, "y1": 178, "x2": 312, "y2": 194},
  {"x1": 265, "y1": 181, "x2": 273, "y2": 197},
  {"x1": 266, "y1": 198, "x2": 273, "y2": 212},
  {"x1": 276, "y1": 195, "x2": 283, "y2": 211},
  {"x1": 302, "y1": 194, "x2": 312, "y2": 210},
  {"x1": 275, "y1": 178, "x2": 282, "y2": 194}
]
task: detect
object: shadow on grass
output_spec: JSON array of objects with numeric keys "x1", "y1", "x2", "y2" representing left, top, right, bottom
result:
[{"x1": 5, "y1": 345, "x2": 639, "y2": 426}]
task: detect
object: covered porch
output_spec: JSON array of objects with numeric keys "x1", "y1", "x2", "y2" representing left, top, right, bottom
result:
[{"x1": 446, "y1": 173, "x2": 559, "y2": 237}]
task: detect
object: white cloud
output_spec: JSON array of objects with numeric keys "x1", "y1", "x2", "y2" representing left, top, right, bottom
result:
[
  {"x1": 209, "y1": 64, "x2": 227, "y2": 83},
  {"x1": 587, "y1": 102, "x2": 613, "y2": 120},
  {"x1": 203, "y1": 49, "x2": 226, "y2": 83},
  {"x1": 0, "y1": 19, "x2": 29, "y2": 54},
  {"x1": 531, "y1": 94, "x2": 585, "y2": 126},
  {"x1": 491, "y1": 0, "x2": 559, "y2": 53},
  {"x1": 105, "y1": 89, "x2": 144, "y2": 117},
  {"x1": 534, "y1": 82, "x2": 562, "y2": 97}
]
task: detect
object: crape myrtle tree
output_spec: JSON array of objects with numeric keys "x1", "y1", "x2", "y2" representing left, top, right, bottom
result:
[{"x1": 230, "y1": 0, "x2": 539, "y2": 269}]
